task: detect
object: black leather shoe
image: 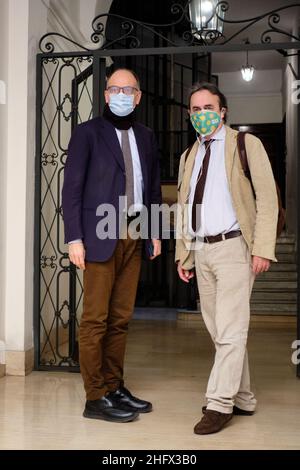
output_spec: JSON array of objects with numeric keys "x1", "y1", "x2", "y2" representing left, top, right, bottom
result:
[
  {"x1": 202, "y1": 405, "x2": 255, "y2": 416},
  {"x1": 83, "y1": 396, "x2": 139, "y2": 422},
  {"x1": 107, "y1": 386, "x2": 152, "y2": 413}
]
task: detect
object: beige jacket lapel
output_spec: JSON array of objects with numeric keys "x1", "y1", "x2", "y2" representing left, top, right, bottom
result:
[
  {"x1": 224, "y1": 125, "x2": 238, "y2": 191},
  {"x1": 180, "y1": 141, "x2": 199, "y2": 203}
]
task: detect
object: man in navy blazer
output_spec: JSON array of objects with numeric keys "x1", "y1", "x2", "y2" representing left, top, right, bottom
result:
[{"x1": 62, "y1": 68, "x2": 162, "y2": 423}]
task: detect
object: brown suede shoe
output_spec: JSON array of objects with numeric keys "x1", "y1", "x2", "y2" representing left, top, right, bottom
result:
[
  {"x1": 202, "y1": 405, "x2": 255, "y2": 416},
  {"x1": 194, "y1": 410, "x2": 233, "y2": 435}
]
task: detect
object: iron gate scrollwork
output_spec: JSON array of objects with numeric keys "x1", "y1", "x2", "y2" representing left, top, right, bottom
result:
[{"x1": 35, "y1": 52, "x2": 107, "y2": 370}]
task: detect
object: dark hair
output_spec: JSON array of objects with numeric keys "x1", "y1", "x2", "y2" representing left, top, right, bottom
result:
[
  {"x1": 106, "y1": 68, "x2": 140, "y2": 89},
  {"x1": 188, "y1": 82, "x2": 228, "y2": 122}
]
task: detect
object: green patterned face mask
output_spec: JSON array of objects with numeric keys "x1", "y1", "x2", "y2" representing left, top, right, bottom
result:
[{"x1": 190, "y1": 110, "x2": 221, "y2": 136}]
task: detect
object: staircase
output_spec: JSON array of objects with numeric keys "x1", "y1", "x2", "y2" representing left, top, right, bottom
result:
[{"x1": 251, "y1": 234, "x2": 297, "y2": 315}]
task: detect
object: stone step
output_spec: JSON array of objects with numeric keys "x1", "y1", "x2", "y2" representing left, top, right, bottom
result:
[
  {"x1": 275, "y1": 252, "x2": 296, "y2": 263},
  {"x1": 250, "y1": 304, "x2": 297, "y2": 313},
  {"x1": 250, "y1": 302, "x2": 297, "y2": 313},
  {"x1": 251, "y1": 291, "x2": 297, "y2": 301},
  {"x1": 251, "y1": 301, "x2": 297, "y2": 312},
  {"x1": 253, "y1": 280, "x2": 297, "y2": 290},
  {"x1": 255, "y1": 271, "x2": 297, "y2": 281},
  {"x1": 245, "y1": 233, "x2": 295, "y2": 315},
  {"x1": 275, "y1": 244, "x2": 296, "y2": 253},
  {"x1": 276, "y1": 236, "x2": 296, "y2": 244},
  {"x1": 269, "y1": 263, "x2": 297, "y2": 272}
]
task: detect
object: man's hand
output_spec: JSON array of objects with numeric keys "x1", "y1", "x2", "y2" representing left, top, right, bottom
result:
[
  {"x1": 252, "y1": 255, "x2": 270, "y2": 275},
  {"x1": 69, "y1": 242, "x2": 86, "y2": 270},
  {"x1": 150, "y1": 239, "x2": 161, "y2": 260},
  {"x1": 177, "y1": 263, "x2": 195, "y2": 283}
]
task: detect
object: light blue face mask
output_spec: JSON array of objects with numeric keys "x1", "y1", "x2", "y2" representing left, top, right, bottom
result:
[{"x1": 109, "y1": 93, "x2": 135, "y2": 117}]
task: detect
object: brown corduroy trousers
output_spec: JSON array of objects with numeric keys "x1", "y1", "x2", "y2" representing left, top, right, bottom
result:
[{"x1": 79, "y1": 236, "x2": 142, "y2": 401}]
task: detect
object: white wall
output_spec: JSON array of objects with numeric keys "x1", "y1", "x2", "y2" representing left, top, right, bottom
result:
[
  {"x1": 216, "y1": 70, "x2": 283, "y2": 125},
  {"x1": 1, "y1": 0, "x2": 49, "y2": 373},
  {"x1": 80, "y1": 0, "x2": 113, "y2": 41},
  {"x1": 47, "y1": 0, "x2": 112, "y2": 50},
  {"x1": 0, "y1": 0, "x2": 9, "y2": 364},
  {"x1": 5, "y1": 0, "x2": 30, "y2": 352},
  {"x1": 26, "y1": 0, "x2": 50, "y2": 350}
]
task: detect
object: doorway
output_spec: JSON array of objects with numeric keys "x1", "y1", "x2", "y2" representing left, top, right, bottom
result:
[{"x1": 35, "y1": 13, "x2": 300, "y2": 373}]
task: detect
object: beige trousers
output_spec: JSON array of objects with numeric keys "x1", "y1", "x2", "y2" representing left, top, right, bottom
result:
[{"x1": 195, "y1": 235, "x2": 257, "y2": 414}]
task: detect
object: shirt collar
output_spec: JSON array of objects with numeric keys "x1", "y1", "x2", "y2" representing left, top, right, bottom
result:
[{"x1": 200, "y1": 123, "x2": 225, "y2": 145}]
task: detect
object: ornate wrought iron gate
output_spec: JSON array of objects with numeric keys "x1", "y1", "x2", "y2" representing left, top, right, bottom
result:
[
  {"x1": 34, "y1": 51, "x2": 107, "y2": 369},
  {"x1": 34, "y1": 1, "x2": 300, "y2": 374}
]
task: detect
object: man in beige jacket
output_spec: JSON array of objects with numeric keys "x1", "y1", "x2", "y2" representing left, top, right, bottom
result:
[{"x1": 175, "y1": 82, "x2": 278, "y2": 435}]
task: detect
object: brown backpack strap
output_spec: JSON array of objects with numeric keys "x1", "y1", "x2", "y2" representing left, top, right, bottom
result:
[
  {"x1": 237, "y1": 132, "x2": 256, "y2": 197},
  {"x1": 184, "y1": 143, "x2": 194, "y2": 163}
]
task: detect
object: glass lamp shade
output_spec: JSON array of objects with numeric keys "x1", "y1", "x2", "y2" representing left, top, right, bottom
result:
[
  {"x1": 241, "y1": 65, "x2": 255, "y2": 82},
  {"x1": 189, "y1": 0, "x2": 225, "y2": 40}
]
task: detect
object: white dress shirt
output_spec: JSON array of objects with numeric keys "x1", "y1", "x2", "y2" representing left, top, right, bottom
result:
[
  {"x1": 69, "y1": 126, "x2": 144, "y2": 244},
  {"x1": 188, "y1": 124, "x2": 240, "y2": 237}
]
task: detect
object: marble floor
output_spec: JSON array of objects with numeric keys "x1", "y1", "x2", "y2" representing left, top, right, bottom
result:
[{"x1": 0, "y1": 311, "x2": 299, "y2": 450}]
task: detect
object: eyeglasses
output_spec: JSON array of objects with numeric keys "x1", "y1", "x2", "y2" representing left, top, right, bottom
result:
[{"x1": 106, "y1": 86, "x2": 139, "y2": 95}]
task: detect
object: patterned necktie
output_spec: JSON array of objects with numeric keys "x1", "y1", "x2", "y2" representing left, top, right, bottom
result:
[
  {"x1": 121, "y1": 130, "x2": 135, "y2": 212},
  {"x1": 192, "y1": 139, "x2": 213, "y2": 233}
]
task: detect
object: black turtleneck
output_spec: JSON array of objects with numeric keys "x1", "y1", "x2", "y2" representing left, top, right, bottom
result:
[{"x1": 102, "y1": 104, "x2": 136, "y2": 130}]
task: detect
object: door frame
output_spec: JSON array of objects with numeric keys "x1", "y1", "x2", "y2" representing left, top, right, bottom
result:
[{"x1": 35, "y1": 33, "x2": 300, "y2": 374}]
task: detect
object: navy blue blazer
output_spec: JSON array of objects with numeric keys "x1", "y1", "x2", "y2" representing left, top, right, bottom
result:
[{"x1": 62, "y1": 116, "x2": 162, "y2": 262}]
